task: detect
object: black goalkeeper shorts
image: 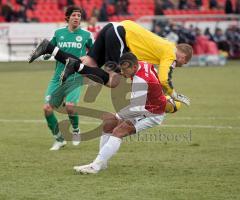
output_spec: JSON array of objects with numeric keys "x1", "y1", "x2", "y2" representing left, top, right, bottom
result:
[{"x1": 87, "y1": 23, "x2": 129, "y2": 68}]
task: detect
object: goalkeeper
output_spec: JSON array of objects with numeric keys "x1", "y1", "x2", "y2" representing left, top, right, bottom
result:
[{"x1": 28, "y1": 20, "x2": 192, "y2": 108}]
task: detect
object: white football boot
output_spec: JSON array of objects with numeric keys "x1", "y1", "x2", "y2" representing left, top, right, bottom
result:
[
  {"x1": 74, "y1": 161, "x2": 107, "y2": 174},
  {"x1": 49, "y1": 140, "x2": 67, "y2": 151},
  {"x1": 72, "y1": 129, "x2": 81, "y2": 146}
]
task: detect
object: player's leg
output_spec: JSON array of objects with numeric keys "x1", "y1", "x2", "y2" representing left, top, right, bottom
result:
[
  {"x1": 65, "y1": 74, "x2": 83, "y2": 146},
  {"x1": 76, "y1": 112, "x2": 166, "y2": 173},
  {"x1": 73, "y1": 113, "x2": 119, "y2": 172},
  {"x1": 60, "y1": 59, "x2": 111, "y2": 86},
  {"x1": 103, "y1": 23, "x2": 130, "y2": 87},
  {"x1": 28, "y1": 23, "x2": 112, "y2": 65},
  {"x1": 44, "y1": 78, "x2": 66, "y2": 150},
  {"x1": 43, "y1": 104, "x2": 67, "y2": 150},
  {"x1": 61, "y1": 23, "x2": 128, "y2": 88},
  {"x1": 75, "y1": 119, "x2": 134, "y2": 174},
  {"x1": 99, "y1": 113, "x2": 119, "y2": 151},
  {"x1": 28, "y1": 39, "x2": 81, "y2": 64}
]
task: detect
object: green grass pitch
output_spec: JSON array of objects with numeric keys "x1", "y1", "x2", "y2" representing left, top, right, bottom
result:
[{"x1": 0, "y1": 61, "x2": 239, "y2": 200}]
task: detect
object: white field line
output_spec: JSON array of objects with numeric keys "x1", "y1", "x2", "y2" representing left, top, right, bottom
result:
[
  {"x1": 0, "y1": 118, "x2": 240, "y2": 130},
  {"x1": 168, "y1": 116, "x2": 240, "y2": 120}
]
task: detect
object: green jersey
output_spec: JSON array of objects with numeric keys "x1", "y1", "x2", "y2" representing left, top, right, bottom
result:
[
  {"x1": 44, "y1": 26, "x2": 93, "y2": 104},
  {"x1": 50, "y1": 26, "x2": 94, "y2": 77}
]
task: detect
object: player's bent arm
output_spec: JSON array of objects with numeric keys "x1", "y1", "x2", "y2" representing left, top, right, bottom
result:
[
  {"x1": 158, "y1": 60, "x2": 190, "y2": 106},
  {"x1": 158, "y1": 59, "x2": 175, "y2": 96}
]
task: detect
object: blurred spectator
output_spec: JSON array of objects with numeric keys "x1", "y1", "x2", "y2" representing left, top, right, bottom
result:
[
  {"x1": 204, "y1": 27, "x2": 214, "y2": 41},
  {"x1": 225, "y1": 0, "x2": 233, "y2": 14},
  {"x1": 16, "y1": 4, "x2": 27, "y2": 22},
  {"x1": 165, "y1": 24, "x2": 179, "y2": 43},
  {"x1": 209, "y1": 0, "x2": 218, "y2": 9},
  {"x1": 178, "y1": 0, "x2": 189, "y2": 10},
  {"x1": 26, "y1": 0, "x2": 36, "y2": 10},
  {"x1": 98, "y1": 1, "x2": 108, "y2": 21},
  {"x1": 67, "y1": 0, "x2": 74, "y2": 6},
  {"x1": 1, "y1": 0, "x2": 15, "y2": 22},
  {"x1": 226, "y1": 26, "x2": 240, "y2": 58},
  {"x1": 57, "y1": 0, "x2": 75, "y2": 11},
  {"x1": 235, "y1": 0, "x2": 240, "y2": 14},
  {"x1": 213, "y1": 28, "x2": 226, "y2": 42},
  {"x1": 108, "y1": 0, "x2": 116, "y2": 4},
  {"x1": 91, "y1": 6, "x2": 100, "y2": 18},
  {"x1": 152, "y1": 22, "x2": 164, "y2": 36},
  {"x1": 213, "y1": 28, "x2": 229, "y2": 52},
  {"x1": 162, "y1": 0, "x2": 175, "y2": 10},
  {"x1": 195, "y1": 0, "x2": 202, "y2": 10},
  {"x1": 152, "y1": 21, "x2": 195, "y2": 45},
  {"x1": 154, "y1": 0, "x2": 164, "y2": 15},
  {"x1": 115, "y1": 0, "x2": 129, "y2": 15},
  {"x1": 87, "y1": 16, "x2": 102, "y2": 39},
  {"x1": 80, "y1": 7, "x2": 87, "y2": 21},
  {"x1": 16, "y1": 0, "x2": 24, "y2": 6}
]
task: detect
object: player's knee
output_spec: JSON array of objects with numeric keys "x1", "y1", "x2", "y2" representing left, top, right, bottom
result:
[
  {"x1": 103, "y1": 124, "x2": 114, "y2": 133},
  {"x1": 165, "y1": 96, "x2": 181, "y2": 113},
  {"x1": 112, "y1": 121, "x2": 135, "y2": 138},
  {"x1": 112, "y1": 129, "x2": 123, "y2": 138},
  {"x1": 43, "y1": 104, "x2": 53, "y2": 115},
  {"x1": 102, "y1": 113, "x2": 117, "y2": 133},
  {"x1": 65, "y1": 103, "x2": 75, "y2": 114}
]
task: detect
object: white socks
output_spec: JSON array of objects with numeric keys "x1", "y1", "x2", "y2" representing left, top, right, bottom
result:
[
  {"x1": 52, "y1": 47, "x2": 59, "y2": 57},
  {"x1": 92, "y1": 136, "x2": 122, "y2": 170},
  {"x1": 99, "y1": 132, "x2": 111, "y2": 151}
]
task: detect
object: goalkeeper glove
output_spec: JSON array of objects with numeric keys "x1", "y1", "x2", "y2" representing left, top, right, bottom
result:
[
  {"x1": 171, "y1": 91, "x2": 190, "y2": 106},
  {"x1": 42, "y1": 54, "x2": 51, "y2": 60}
]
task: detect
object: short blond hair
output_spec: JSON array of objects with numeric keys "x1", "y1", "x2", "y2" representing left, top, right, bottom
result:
[{"x1": 176, "y1": 43, "x2": 193, "y2": 62}]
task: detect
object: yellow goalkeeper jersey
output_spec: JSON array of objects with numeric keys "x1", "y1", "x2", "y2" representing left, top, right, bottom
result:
[{"x1": 120, "y1": 20, "x2": 177, "y2": 95}]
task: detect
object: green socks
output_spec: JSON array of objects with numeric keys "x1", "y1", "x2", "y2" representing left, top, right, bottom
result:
[
  {"x1": 45, "y1": 113, "x2": 64, "y2": 142},
  {"x1": 68, "y1": 114, "x2": 79, "y2": 130}
]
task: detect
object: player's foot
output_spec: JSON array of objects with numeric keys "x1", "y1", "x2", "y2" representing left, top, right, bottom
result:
[
  {"x1": 72, "y1": 129, "x2": 80, "y2": 146},
  {"x1": 60, "y1": 58, "x2": 78, "y2": 84},
  {"x1": 74, "y1": 163, "x2": 99, "y2": 174},
  {"x1": 28, "y1": 39, "x2": 49, "y2": 63},
  {"x1": 49, "y1": 140, "x2": 67, "y2": 151},
  {"x1": 74, "y1": 161, "x2": 107, "y2": 174},
  {"x1": 73, "y1": 164, "x2": 91, "y2": 172}
]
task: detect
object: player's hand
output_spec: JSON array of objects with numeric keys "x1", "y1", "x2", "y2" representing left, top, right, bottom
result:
[
  {"x1": 43, "y1": 54, "x2": 51, "y2": 60},
  {"x1": 172, "y1": 91, "x2": 190, "y2": 106}
]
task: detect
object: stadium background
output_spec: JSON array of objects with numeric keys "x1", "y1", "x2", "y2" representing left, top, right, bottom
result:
[{"x1": 0, "y1": 0, "x2": 240, "y2": 200}]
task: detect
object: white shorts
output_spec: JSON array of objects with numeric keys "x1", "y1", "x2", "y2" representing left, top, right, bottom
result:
[{"x1": 116, "y1": 112, "x2": 165, "y2": 133}]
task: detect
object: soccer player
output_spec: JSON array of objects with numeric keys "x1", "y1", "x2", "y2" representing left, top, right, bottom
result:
[
  {"x1": 28, "y1": 20, "x2": 191, "y2": 107},
  {"x1": 43, "y1": 6, "x2": 94, "y2": 150},
  {"x1": 73, "y1": 52, "x2": 167, "y2": 174}
]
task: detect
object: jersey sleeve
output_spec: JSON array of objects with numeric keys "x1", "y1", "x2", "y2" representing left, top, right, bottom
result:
[
  {"x1": 86, "y1": 32, "x2": 94, "y2": 49},
  {"x1": 158, "y1": 59, "x2": 176, "y2": 96},
  {"x1": 117, "y1": 76, "x2": 148, "y2": 119},
  {"x1": 50, "y1": 30, "x2": 57, "y2": 46}
]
